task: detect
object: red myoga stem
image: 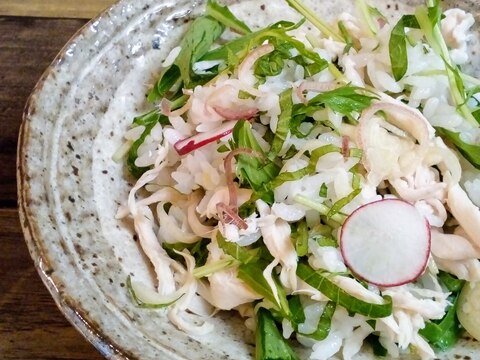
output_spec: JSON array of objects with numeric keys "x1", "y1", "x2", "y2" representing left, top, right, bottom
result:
[
  {"x1": 217, "y1": 203, "x2": 248, "y2": 230},
  {"x1": 174, "y1": 128, "x2": 234, "y2": 155},
  {"x1": 342, "y1": 136, "x2": 350, "y2": 160},
  {"x1": 217, "y1": 148, "x2": 263, "y2": 230},
  {"x1": 377, "y1": 18, "x2": 387, "y2": 29}
]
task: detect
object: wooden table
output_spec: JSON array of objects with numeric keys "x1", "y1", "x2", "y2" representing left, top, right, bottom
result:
[{"x1": 0, "y1": 2, "x2": 115, "y2": 358}]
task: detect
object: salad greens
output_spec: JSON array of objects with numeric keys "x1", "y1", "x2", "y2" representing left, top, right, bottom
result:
[
  {"x1": 388, "y1": 0, "x2": 480, "y2": 169},
  {"x1": 435, "y1": 127, "x2": 480, "y2": 169},
  {"x1": 206, "y1": 0, "x2": 252, "y2": 35},
  {"x1": 419, "y1": 272, "x2": 465, "y2": 351},
  {"x1": 420, "y1": 294, "x2": 464, "y2": 350},
  {"x1": 287, "y1": 295, "x2": 336, "y2": 340},
  {"x1": 127, "y1": 110, "x2": 169, "y2": 178},
  {"x1": 232, "y1": 120, "x2": 280, "y2": 202},
  {"x1": 256, "y1": 308, "x2": 299, "y2": 360},
  {"x1": 389, "y1": 15, "x2": 420, "y2": 81},
  {"x1": 120, "y1": 0, "x2": 480, "y2": 358},
  {"x1": 148, "y1": 15, "x2": 224, "y2": 102},
  {"x1": 297, "y1": 262, "x2": 393, "y2": 318},
  {"x1": 268, "y1": 89, "x2": 293, "y2": 159}
]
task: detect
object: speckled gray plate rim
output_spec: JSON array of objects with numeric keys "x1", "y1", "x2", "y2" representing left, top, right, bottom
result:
[
  {"x1": 17, "y1": 0, "x2": 480, "y2": 359},
  {"x1": 17, "y1": 2, "x2": 135, "y2": 358}
]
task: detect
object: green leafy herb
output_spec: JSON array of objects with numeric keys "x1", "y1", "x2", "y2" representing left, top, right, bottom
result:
[
  {"x1": 271, "y1": 144, "x2": 341, "y2": 188},
  {"x1": 294, "y1": 194, "x2": 346, "y2": 224},
  {"x1": 126, "y1": 275, "x2": 184, "y2": 309},
  {"x1": 315, "y1": 235, "x2": 338, "y2": 247},
  {"x1": 147, "y1": 65, "x2": 182, "y2": 102},
  {"x1": 355, "y1": 0, "x2": 377, "y2": 36},
  {"x1": 319, "y1": 183, "x2": 328, "y2": 197},
  {"x1": 291, "y1": 220, "x2": 309, "y2": 257},
  {"x1": 435, "y1": 127, "x2": 480, "y2": 169},
  {"x1": 427, "y1": 0, "x2": 442, "y2": 27},
  {"x1": 291, "y1": 54, "x2": 326, "y2": 77},
  {"x1": 206, "y1": 0, "x2": 251, "y2": 34},
  {"x1": 289, "y1": 107, "x2": 315, "y2": 138},
  {"x1": 415, "y1": 2, "x2": 478, "y2": 126},
  {"x1": 232, "y1": 120, "x2": 280, "y2": 200},
  {"x1": 217, "y1": 232, "x2": 260, "y2": 264},
  {"x1": 148, "y1": 16, "x2": 224, "y2": 101},
  {"x1": 127, "y1": 110, "x2": 170, "y2": 178},
  {"x1": 308, "y1": 85, "x2": 378, "y2": 118},
  {"x1": 307, "y1": 301, "x2": 336, "y2": 340},
  {"x1": 238, "y1": 198, "x2": 257, "y2": 218},
  {"x1": 389, "y1": 15, "x2": 420, "y2": 81},
  {"x1": 217, "y1": 233, "x2": 289, "y2": 315},
  {"x1": 217, "y1": 144, "x2": 230, "y2": 153},
  {"x1": 255, "y1": 50, "x2": 286, "y2": 77},
  {"x1": 438, "y1": 271, "x2": 465, "y2": 292},
  {"x1": 287, "y1": 295, "x2": 306, "y2": 326},
  {"x1": 419, "y1": 293, "x2": 463, "y2": 350},
  {"x1": 238, "y1": 263, "x2": 291, "y2": 317},
  {"x1": 163, "y1": 239, "x2": 210, "y2": 267},
  {"x1": 193, "y1": 257, "x2": 237, "y2": 278},
  {"x1": 255, "y1": 308, "x2": 299, "y2": 360},
  {"x1": 285, "y1": 0, "x2": 343, "y2": 42},
  {"x1": 327, "y1": 188, "x2": 361, "y2": 219},
  {"x1": 297, "y1": 261, "x2": 393, "y2": 318},
  {"x1": 283, "y1": 145, "x2": 299, "y2": 160},
  {"x1": 201, "y1": 20, "x2": 296, "y2": 61},
  {"x1": 268, "y1": 89, "x2": 293, "y2": 159},
  {"x1": 349, "y1": 148, "x2": 363, "y2": 158},
  {"x1": 464, "y1": 85, "x2": 480, "y2": 106},
  {"x1": 238, "y1": 90, "x2": 257, "y2": 100},
  {"x1": 202, "y1": 20, "x2": 327, "y2": 76},
  {"x1": 287, "y1": 296, "x2": 336, "y2": 340},
  {"x1": 365, "y1": 334, "x2": 388, "y2": 357},
  {"x1": 338, "y1": 21, "x2": 353, "y2": 53},
  {"x1": 172, "y1": 16, "x2": 225, "y2": 86}
]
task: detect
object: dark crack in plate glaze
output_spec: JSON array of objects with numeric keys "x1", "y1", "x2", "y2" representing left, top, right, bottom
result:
[{"x1": 17, "y1": 0, "x2": 480, "y2": 359}]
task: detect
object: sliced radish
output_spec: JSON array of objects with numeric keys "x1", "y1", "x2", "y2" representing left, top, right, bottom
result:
[
  {"x1": 340, "y1": 199, "x2": 431, "y2": 287},
  {"x1": 174, "y1": 121, "x2": 236, "y2": 155}
]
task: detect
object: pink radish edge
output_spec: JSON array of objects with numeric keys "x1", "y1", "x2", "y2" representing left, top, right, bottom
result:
[{"x1": 339, "y1": 198, "x2": 431, "y2": 288}]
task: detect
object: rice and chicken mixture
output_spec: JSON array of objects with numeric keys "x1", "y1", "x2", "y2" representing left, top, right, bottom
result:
[{"x1": 116, "y1": 0, "x2": 480, "y2": 359}]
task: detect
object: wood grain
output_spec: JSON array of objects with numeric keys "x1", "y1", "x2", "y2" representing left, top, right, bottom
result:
[
  {"x1": 0, "y1": 210, "x2": 104, "y2": 359},
  {"x1": 0, "y1": 0, "x2": 116, "y2": 19},
  {"x1": 0, "y1": 15, "x2": 104, "y2": 360}
]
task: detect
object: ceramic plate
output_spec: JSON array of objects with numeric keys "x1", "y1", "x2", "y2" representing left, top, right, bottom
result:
[{"x1": 17, "y1": 0, "x2": 480, "y2": 359}]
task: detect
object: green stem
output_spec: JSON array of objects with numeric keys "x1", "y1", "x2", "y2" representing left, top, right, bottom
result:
[
  {"x1": 294, "y1": 194, "x2": 346, "y2": 223},
  {"x1": 355, "y1": 0, "x2": 377, "y2": 36},
  {"x1": 193, "y1": 257, "x2": 237, "y2": 278},
  {"x1": 415, "y1": 5, "x2": 478, "y2": 126},
  {"x1": 285, "y1": 0, "x2": 343, "y2": 42},
  {"x1": 328, "y1": 63, "x2": 347, "y2": 82},
  {"x1": 413, "y1": 69, "x2": 480, "y2": 86}
]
